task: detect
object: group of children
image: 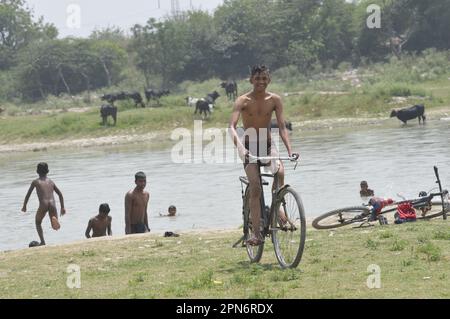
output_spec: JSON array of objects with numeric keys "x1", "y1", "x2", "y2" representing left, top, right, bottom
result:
[{"x1": 22, "y1": 162, "x2": 177, "y2": 247}]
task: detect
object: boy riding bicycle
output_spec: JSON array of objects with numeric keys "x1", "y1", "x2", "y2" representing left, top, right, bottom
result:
[{"x1": 229, "y1": 65, "x2": 299, "y2": 246}]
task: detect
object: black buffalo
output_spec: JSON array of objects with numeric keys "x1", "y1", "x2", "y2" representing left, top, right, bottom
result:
[
  {"x1": 390, "y1": 104, "x2": 426, "y2": 125},
  {"x1": 101, "y1": 93, "x2": 121, "y2": 104},
  {"x1": 101, "y1": 92, "x2": 144, "y2": 107},
  {"x1": 100, "y1": 104, "x2": 117, "y2": 126},
  {"x1": 221, "y1": 81, "x2": 238, "y2": 101},
  {"x1": 270, "y1": 119, "x2": 293, "y2": 131},
  {"x1": 145, "y1": 89, "x2": 170, "y2": 106},
  {"x1": 125, "y1": 91, "x2": 145, "y2": 108},
  {"x1": 195, "y1": 91, "x2": 220, "y2": 118}
]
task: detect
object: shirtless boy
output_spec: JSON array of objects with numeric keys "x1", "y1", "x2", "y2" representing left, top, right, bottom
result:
[
  {"x1": 125, "y1": 172, "x2": 150, "y2": 234},
  {"x1": 229, "y1": 65, "x2": 299, "y2": 246},
  {"x1": 360, "y1": 181, "x2": 375, "y2": 197},
  {"x1": 85, "y1": 203, "x2": 112, "y2": 238},
  {"x1": 22, "y1": 163, "x2": 66, "y2": 246}
]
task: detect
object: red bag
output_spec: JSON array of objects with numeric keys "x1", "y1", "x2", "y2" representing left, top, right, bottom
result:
[{"x1": 397, "y1": 202, "x2": 417, "y2": 220}]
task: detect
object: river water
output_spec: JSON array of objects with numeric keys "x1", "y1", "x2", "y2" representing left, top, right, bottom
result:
[{"x1": 0, "y1": 120, "x2": 448, "y2": 251}]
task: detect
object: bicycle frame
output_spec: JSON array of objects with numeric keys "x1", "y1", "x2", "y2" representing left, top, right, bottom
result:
[
  {"x1": 249, "y1": 155, "x2": 298, "y2": 237},
  {"x1": 234, "y1": 155, "x2": 299, "y2": 247}
]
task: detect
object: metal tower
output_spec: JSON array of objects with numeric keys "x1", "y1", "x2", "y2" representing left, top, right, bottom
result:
[{"x1": 171, "y1": 0, "x2": 180, "y2": 16}]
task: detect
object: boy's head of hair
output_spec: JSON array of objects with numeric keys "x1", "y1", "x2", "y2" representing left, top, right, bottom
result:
[
  {"x1": 168, "y1": 205, "x2": 177, "y2": 216},
  {"x1": 250, "y1": 64, "x2": 270, "y2": 77},
  {"x1": 360, "y1": 181, "x2": 368, "y2": 188},
  {"x1": 135, "y1": 171, "x2": 146, "y2": 181},
  {"x1": 37, "y1": 163, "x2": 49, "y2": 176},
  {"x1": 99, "y1": 203, "x2": 110, "y2": 215}
]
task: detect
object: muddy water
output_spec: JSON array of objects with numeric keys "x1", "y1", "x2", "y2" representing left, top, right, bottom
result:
[{"x1": 0, "y1": 120, "x2": 448, "y2": 251}]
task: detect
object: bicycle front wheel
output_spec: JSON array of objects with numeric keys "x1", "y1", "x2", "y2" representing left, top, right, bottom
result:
[
  {"x1": 312, "y1": 206, "x2": 370, "y2": 230},
  {"x1": 243, "y1": 187, "x2": 264, "y2": 263},
  {"x1": 271, "y1": 187, "x2": 306, "y2": 269}
]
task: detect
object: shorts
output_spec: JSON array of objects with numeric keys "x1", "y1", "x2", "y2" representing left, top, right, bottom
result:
[
  {"x1": 243, "y1": 140, "x2": 280, "y2": 172},
  {"x1": 130, "y1": 223, "x2": 148, "y2": 234}
]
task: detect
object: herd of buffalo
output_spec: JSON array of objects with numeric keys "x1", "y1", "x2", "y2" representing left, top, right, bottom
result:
[
  {"x1": 100, "y1": 81, "x2": 236, "y2": 125},
  {"x1": 97, "y1": 81, "x2": 426, "y2": 127}
]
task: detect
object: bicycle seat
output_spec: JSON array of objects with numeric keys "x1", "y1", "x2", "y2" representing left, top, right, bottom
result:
[{"x1": 239, "y1": 176, "x2": 269, "y2": 186}]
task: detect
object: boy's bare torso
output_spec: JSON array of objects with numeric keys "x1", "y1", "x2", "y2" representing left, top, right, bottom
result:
[
  {"x1": 128, "y1": 190, "x2": 149, "y2": 224},
  {"x1": 90, "y1": 216, "x2": 112, "y2": 237},
  {"x1": 34, "y1": 178, "x2": 57, "y2": 209},
  {"x1": 238, "y1": 92, "x2": 277, "y2": 136}
]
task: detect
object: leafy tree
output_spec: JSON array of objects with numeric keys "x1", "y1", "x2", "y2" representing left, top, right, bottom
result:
[{"x1": 0, "y1": 0, "x2": 57, "y2": 70}]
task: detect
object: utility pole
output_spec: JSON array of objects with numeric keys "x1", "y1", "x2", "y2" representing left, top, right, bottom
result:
[{"x1": 171, "y1": 0, "x2": 180, "y2": 16}]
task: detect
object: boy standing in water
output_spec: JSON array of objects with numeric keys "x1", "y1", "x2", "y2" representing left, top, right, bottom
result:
[
  {"x1": 125, "y1": 172, "x2": 150, "y2": 234},
  {"x1": 85, "y1": 203, "x2": 112, "y2": 238},
  {"x1": 22, "y1": 163, "x2": 66, "y2": 246},
  {"x1": 360, "y1": 181, "x2": 375, "y2": 197}
]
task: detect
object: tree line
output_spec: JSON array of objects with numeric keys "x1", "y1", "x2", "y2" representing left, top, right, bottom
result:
[{"x1": 1, "y1": 0, "x2": 449, "y2": 102}]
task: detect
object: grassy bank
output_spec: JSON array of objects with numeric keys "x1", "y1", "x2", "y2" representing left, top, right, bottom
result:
[
  {"x1": 1, "y1": 52, "x2": 450, "y2": 144},
  {"x1": 1, "y1": 220, "x2": 449, "y2": 299}
]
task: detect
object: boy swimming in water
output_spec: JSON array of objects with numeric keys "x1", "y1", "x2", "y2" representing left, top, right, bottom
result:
[{"x1": 22, "y1": 163, "x2": 66, "y2": 246}]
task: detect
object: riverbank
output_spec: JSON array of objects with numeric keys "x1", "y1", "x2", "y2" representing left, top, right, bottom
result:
[
  {"x1": 1, "y1": 105, "x2": 449, "y2": 154},
  {"x1": 1, "y1": 220, "x2": 449, "y2": 298}
]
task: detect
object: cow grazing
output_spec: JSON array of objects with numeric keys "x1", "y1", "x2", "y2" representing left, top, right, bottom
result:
[
  {"x1": 100, "y1": 104, "x2": 117, "y2": 126},
  {"x1": 221, "y1": 81, "x2": 238, "y2": 101},
  {"x1": 101, "y1": 93, "x2": 119, "y2": 104},
  {"x1": 390, "y1": 104, "x2": 426, "y2": 125},
  {"x1": 125, "y1": 92, "x2": 145, "y2": 108},
  {"x1": 102, "y1": 92, "x2": 145, "y2": 107},
  {"x1": 145, "y1": 89, "x2": 170, "y2": 106},
  {"x1": 195, "y1": 91, "x2": 220, "y2": 118},
  {"x1": 270, "y1": 119, "x2": 293, "y2": 131},
  {"x1": 186, "y1": 96, "x2": 200, "y2": 107},
  {"x1": 0, "y1": 107, "x2": 4, "y2": 114}
]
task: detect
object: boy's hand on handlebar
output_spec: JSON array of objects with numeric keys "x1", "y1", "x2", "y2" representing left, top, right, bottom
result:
[
  {"x1": 239, "y1": 147, "x2": 250, "y2": 161},
  {"x1": 290, "y1": 153, "x2": 300, "y2": 161}
]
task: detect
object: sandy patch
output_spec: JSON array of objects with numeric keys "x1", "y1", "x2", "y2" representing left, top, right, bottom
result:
[{"x1": 0, "y1": 131, "x2": 166, "y2": 153}]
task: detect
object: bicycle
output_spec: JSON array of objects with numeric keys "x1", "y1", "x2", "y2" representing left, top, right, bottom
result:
[
  {"x1": 233, "y1": 154, "x2": 306, "y2": 269},
  {"x1": 312, "y1": 166, "x2": 449, "y2": 230}
]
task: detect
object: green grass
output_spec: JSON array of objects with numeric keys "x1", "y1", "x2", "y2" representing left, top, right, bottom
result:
[{"x1": 0, "y1": 221, "x2": 449, "y2": 299}]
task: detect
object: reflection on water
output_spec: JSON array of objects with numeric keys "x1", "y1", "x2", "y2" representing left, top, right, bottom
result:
[{"x1": 0, "y1": 120, "x2": 448, "y2": 251}]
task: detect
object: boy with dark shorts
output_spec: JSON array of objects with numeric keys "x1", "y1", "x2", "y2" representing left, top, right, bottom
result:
[
  {"x1": 229, "y1": 65, "x2": 299, "y2": 246},
  {"x1": 125, "y1": 172, "x2": 150, "y2": 234}
]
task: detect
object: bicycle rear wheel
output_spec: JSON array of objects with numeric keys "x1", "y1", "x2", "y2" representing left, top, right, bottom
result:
[
  {"x1": 312, "y1": 206, "x2": 370, "y2": 230},
  {"x1": 416, "y1": 201, "x2": 448, "y2": 220},
  {"x1": 271, "y1": 187, "x2": 306, "y2": 269},
  {"x1": 243, "y1": 187, "x2": 264, "y2": 263}
]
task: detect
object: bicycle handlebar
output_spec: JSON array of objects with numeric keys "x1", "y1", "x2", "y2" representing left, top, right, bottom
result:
[{"x1": 248, "y1": 154, "x2": 300, "y2": 162}]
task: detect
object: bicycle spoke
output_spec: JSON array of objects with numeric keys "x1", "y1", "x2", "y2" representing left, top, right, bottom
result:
[
  {"x1": 312, "y1": 206, "x2": 370, "y2": 230},
  {"x1": 272, "y1": 187, "x2": 306, "y2": 269}
]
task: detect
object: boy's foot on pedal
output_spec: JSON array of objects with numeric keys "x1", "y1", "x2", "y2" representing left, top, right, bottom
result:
[{"x1": 246, "y1": 236, "x2": 264, "y2": 246}]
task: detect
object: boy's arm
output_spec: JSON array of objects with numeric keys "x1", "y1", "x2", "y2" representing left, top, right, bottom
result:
[
  {"x1": 144, "y1": 194, "x2": 150, "y2": 232},
  {"x1": 85, "y1": 220, "x2": 92, "y2": 239},
  {"x1": 229, "y1": 98, "x2": 247, "y2": 157},
  {"x1": 274, "y1": 95, "x2": 296, "y2": 157},
  {"x1": 53, "y1": 184, "x2": 66, "y2": 216},
  {"x1": 124, "y1": 193, "x2": 132, "y2": 234},
  {"x1": 108, "y1": 217, "x2": 112, "y2": 236},
  {"x1": 22, "y1": 182, "x2": 36, "y2": 212}
]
